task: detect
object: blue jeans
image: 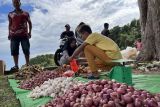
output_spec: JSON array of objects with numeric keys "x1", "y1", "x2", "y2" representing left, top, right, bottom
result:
[{"x1": 10, "y1": 37, "x2": 30, "y2": 56}]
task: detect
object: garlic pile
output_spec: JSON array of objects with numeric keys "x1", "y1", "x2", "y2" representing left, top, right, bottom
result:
[
  {"x1": 28, "y1": 77, "x2": 79, "y2": 99},
  {"x1": 136, "y1": 61, "x2": 160, "y2": 73}
]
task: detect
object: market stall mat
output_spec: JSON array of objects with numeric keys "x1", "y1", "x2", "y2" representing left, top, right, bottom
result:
[{"x1": 8, "y1": 74, "x2": 160, "y2": 107}]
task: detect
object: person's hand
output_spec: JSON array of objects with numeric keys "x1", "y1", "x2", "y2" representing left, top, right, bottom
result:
[
  {"x1": 68, "y1": 56, "x2": 74, "y2": 62},
  {"x1": 28, "y1": 32, "x2": 31, "y2": 39},
  {"x1": 8, "y1": 35, "x2": 11, "y2": 40}
]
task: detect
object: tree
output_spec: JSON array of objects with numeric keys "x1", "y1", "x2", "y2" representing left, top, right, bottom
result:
[
  {"x1": 137, "y1": 0, "x2": 160, "y2": 61},
  {"x1": 109, "y1": 19, "x2": 141, "y2": 49},
  {"x1": 29, "y1": 54, "x2": 56, "y2": 67},
  {"x1": 110, "y1": 26, "x2": 121, "y2": 45}
]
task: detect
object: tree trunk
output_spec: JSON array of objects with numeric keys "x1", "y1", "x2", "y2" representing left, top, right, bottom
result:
[{"x1": 137, "y1": 0, "x2": 160, "y2": 61}]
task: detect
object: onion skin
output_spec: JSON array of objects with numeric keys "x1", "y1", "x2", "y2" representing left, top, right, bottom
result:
[
  {"x1": 93, "y1": 98, "x2": 99, "y2": 106},
  {"x1": 126, "y1": 103, "x2": 134, "y2": 107},
  {"x1": 85, "y1": 97, "x2": 93, "y2": 106},
  {"x1": 148, "y1": 99, "x2": 158, "y2": 107},
  {"x1": 102, "y1": 104, "x2": 109, "y2": 107},
  {"x1": 110, "y1": 92, "x2": 119, "y2": 99},
  {"x1": 155, "y1": 96, "x2": 160, "y2": 102},
  {"x1": 120, "y1": 84, "x2": 128, "y2": 90},
  {"x1": 101, "y1": 80, "x2": 108, "y2": 85},
  {"x1": 106, "y1": 89, "x2": 114, "y2": 94},
  {"x1": 103, "y1": 94, "x2": 110, "y2": 99},
  {"x1": 117, "y1": 88, "x2": 126, "y2": 95},
  {"x1": 70, "y1": 102, "x2": 75, "y2": 106},
  {"x1": 108, "y1": 101, "x2": 115, "y2": 107},
  {"x1": 100, "y1": 99, "x2": 108, "y2": 104},
  {"x1": 70, "y1": 96, "x2": 75, "y2": 102},
  {"x1": 134, "y1": 98, "x2": 142, "y2": 107},
  {"x1": 123, "y1": 94, "x2": 133, "y2": 104},
  {"x1": 64, "y1": 99, "x2": 70, "y2": 106},
  {"x1": 73, "y1": 103, "x2": 80, "y2": 107}
]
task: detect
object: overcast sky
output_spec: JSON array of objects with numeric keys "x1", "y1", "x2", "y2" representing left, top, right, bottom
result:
[{"x1": 0, "y1": 0, "x2": 139, "y2": 69}]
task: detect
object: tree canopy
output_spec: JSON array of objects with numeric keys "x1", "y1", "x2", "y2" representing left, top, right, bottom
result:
[
  {"x1": 109, "y1": 19, "x2": 141, "y2": 49},
  {"x1": 29, "y1": 54, "x2": 56, "y2": 67}
]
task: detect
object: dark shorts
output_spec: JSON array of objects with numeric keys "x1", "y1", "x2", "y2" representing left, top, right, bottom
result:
[{"x1": 10, "y1": 37, "x2": 30, "y2": 56}]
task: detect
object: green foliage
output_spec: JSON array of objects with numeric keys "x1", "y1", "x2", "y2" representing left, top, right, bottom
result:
[
  {"x1": 110, "y1": 19, "x2": 141, "y2": 49},
  {"x1": 29, "y1": 54, "x2": 56, "y2": 67}
]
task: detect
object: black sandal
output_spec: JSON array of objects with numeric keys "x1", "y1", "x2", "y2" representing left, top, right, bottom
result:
[
  {"x1": 87, "y1": 73, "x2": 99, "y2": 79},
  {"x1": 10, "y1": 66, "x2": 19, "y2": 72}
]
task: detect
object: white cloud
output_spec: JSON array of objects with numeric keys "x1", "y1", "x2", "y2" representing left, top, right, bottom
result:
[{"x1": 0, "y1": 0, "x2": 139, "y2": 68}]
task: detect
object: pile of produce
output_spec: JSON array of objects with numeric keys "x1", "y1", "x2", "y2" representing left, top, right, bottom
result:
[
  {"x1": 77, "y1": 65, "x2": 90, "y2": 74},
  {"x1": 28, "y1": 77, "x2": 80, "y2": 99},
  {"x1": 135, "y1": 61, "x2": 160, "y2": 73},
  {"x1": 44, "y1": 80, "x2": 160, "y2": 107},
  {"x1": 63, "y1": 64, "x2": 91, "y2": 76},
  {"x1": 14, "y1": 65, "x2": 43, "y2": 80},
  {"x1": 19, "y1": 68, "x2": 64, "y2": 90},
  {"x1": 63, "y1": 64, "x2": 102, "y2": 75}
]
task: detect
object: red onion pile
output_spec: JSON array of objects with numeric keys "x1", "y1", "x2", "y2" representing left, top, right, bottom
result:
[
  {"x1": 44, "y1": 80, "x2": 160, "y2": 107},
  {"x1": 19, "y1": 70, "x2": 62, "y2": 90}
]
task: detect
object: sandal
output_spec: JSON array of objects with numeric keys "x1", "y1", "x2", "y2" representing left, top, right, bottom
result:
[
  {"x1": 78, "y1": 73, "x2": 87, "y2": 78},
  {"x1": 10, "y1": 66, "x2": 19, "y2": 72},
  {"x1": 87, "y1": 72, "x2": 99, "y2": 79},
  {"x1": 5, "y1": 66, "x2": 19, "y2": 75}
]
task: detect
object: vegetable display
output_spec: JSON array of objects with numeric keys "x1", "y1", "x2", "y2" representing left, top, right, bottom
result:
[
  {"x1": 19, "y1": 70, "x2": 63, "y2": 90},
  {"x1": 44, "y1": 80, "x2": 160, "y2": 107},
  {"x1": 28, "y1": 77, "x2": 80, "y2": 99},
  {"x1": 15, "y1": 65, "x2": 43, "y2": 80}
]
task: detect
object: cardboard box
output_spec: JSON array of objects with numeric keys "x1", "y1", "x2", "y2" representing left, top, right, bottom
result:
[{"x1": 0, "y1": 60, "x2": 5, "y2": 75}]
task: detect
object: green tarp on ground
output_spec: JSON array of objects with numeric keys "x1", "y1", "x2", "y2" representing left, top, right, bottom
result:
[
  {"x1": 133, "y1": 75, "x2": 160, "y2": 93},
  {"x1": 8, "y1": 79, "x2": 52, "y2": 107},
  {"x1": 8, "y1": 74, "x2": 160, "y2": 107},
  {"x1": 75, "y1": 74, "x2": 160, "y2": 93}
]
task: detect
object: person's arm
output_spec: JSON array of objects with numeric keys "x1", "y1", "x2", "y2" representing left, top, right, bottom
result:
[
  {"x1": 68, "y1": 42, "x2": 88, "y2": 61},
  {"x1": 60, "y1": 32, "x2": 64, "y2": 39},
  {"x1": 63, "y1": 50, "x2": 69, "y2": 58},
  {"x1": 71, "y1": 31, "x2": 74, "y2": 38},
  {"x1": 27, "y1": 13, "x2": 32, "y2": 38},
  {"x1": 8, "y1": 14, "x2": 12, "y2": 40}
]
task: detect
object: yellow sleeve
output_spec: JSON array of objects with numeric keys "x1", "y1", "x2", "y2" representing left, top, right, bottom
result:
[{"x1": 84, "y1": 33, "x2": 98, "y2": 45}]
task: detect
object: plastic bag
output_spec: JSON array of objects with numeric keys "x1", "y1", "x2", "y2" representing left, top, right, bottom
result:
[
  {"x1": 121, "y1": 47, "x2": 137, "y2": 59},
  {"x1": 62, "y1": 70, "x2": 75, "y2": 77}
]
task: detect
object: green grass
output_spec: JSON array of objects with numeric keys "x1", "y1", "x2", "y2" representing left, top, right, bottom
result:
[{"x1": 0, "y1": 76, "x2": 20, "y2": 107}]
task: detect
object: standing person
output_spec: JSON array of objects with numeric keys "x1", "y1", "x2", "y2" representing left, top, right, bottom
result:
[
  {"x1": 60, "y1": 24, "x2": 74, "y2": 39},
  {"x1": 8, "y1": 0, "x2": 32, "y2": 71},
  {"x1": 75, "y1": 22, "x2": 85, "y2": 46},
  {"x1": 69, "y1": 24, "x2": 122, "y2": 79},
  {"x1": 134, "y1": 38, "x2": 142, "y2": 51},
  {"x1": 101, "y1": 23, "x2": 110, "y2": 37}
]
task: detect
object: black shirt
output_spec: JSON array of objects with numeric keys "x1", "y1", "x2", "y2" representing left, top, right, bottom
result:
[
  {"x1": 60, "y1": 31, "x2": 74, "y2": 39},
  {"x1": 101, "y1": 29, "x2": 110, "y2": 37}
]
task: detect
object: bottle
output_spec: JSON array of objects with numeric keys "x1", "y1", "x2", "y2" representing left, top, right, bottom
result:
[{"x1": 70, "y1": 59, "x2": 79, "y2": 72}]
